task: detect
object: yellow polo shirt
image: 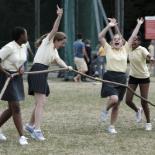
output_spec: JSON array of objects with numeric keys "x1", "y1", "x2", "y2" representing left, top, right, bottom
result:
[
  {"x1": 129, "y1": 46, "x2": 150, "y2": 78},
  {"x1": 104, "y1": 42, "x2": 130, "y2": 73},
  {"x1": 98, "y1": 47, "x2": 106, "y2": 56}
]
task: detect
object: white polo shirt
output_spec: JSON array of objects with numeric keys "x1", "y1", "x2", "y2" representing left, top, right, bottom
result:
[
  {"x1": 33, "y1": 34, "x2": 67, "y2": 68},
  {"x1": 129, "y1": 46, "x2": 150, "y2": 78},
  {"x1": 0, "y1": 41, "x2": 27, "y2": 71}
]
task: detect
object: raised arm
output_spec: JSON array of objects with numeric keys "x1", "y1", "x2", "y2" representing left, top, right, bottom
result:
[
  {"x1": 128, "y1": 17, "x2": 144, "y2": 46},
  {"x1": 48, "y1": 5, "x2": 63, "y2": 40},
  {"x1": 98, "y1": 18, "x2": 117, "y2": 47},
  {"x1": 106, "y1": 18, "x2": 122, "y2": 37}
]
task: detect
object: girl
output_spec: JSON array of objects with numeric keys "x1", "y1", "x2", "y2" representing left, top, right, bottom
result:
[
  {"x1": 99, "y1": 18, "x2": 144, "y2": 134},
  {"x1": 0, "y1": 27, "x2": 28, "y2": 145},
  {"x1": 126, "y1": 23, "x2": 153, "y2": 131},
  {"x1": 25, "y1": 5, "x2": 72, "y2": 140}
]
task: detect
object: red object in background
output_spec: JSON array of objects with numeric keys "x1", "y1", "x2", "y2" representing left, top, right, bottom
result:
[{"x1": 145, "y1": 16, "x2": 155, "y2": 39}]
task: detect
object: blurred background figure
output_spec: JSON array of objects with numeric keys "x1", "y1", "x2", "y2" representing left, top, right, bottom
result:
[
  {"x1": 73, "y1": 33, "x2": 89, "y2": 82},
  {"x1": 91, "y1": 44, "x2": 106, "y2": 78},
  {"x1": 148, "y1": 40, "x2": 155, "y2": 75},
  {"x1": 80, "y1": 39, "x2": 92, "y2": 81},
  {"x1": 97, "y1": 45, "x2": 106, "y2": 77},
  {"x1": 84, "y1": 39, "x2": 92, "y2": 76}
]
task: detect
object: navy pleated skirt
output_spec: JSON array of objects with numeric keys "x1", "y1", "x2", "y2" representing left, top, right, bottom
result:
[
  {"x1": 28, "y1": 63, "x2": 50, "y2": 96},
  {"x1": 0, "y1": 71, "x2": 24, "y2": 102},
  {"x1": 101, "y1": 71, "x2": 127, "y2": 101}
]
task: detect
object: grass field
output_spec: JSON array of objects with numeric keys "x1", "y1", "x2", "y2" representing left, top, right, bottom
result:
[{"x1": 0, "y1": 78, "x2": 155, "y2": 155}]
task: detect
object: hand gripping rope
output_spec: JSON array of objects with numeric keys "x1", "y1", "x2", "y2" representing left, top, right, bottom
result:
[{"x1": 0, "y1": 68, "x2": 68, "y2": 99}]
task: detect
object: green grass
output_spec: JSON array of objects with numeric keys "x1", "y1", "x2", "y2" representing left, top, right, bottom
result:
[{"x1": 0, "y1": 79, "x2": 155, "y2": 155}]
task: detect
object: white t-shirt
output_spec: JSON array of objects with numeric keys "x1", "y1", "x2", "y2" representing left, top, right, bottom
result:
[
  {"x1": 33, "y1": 35, "x2": 67, "y2": 68},
  {"x1": 0, "y1": 41, "x2": 27, "y2": 71},
  {"x1": 129, "y1": 46, "x2": 150, "y2": 78}
]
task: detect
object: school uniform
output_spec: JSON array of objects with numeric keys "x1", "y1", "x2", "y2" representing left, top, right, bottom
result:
[
  {"x1": 0, "y1": 41, "x2": 27, "y2": 101},
  {"x1": 28, "y1": 34, "x2": 68, "y2": 96},
  {"x1": 101, "y1": 42, "x2": 130, "y2": 101},
  {"x1": 128, "y1": 46, "x2": 150, "y2": 84}
]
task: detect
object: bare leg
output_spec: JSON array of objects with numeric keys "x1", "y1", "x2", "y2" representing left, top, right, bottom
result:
[
  {"x1": 0, "y1": 103, "x2": 12, "y2": 127},
  {"x1": 34, "y1": 93, "x2": 46, "y2": 130},
  {"x1": 29, "y1": 107, "x2": 36, "y2": 127},
  {"x1": 105, "y1": 95, "x2": 119, "y2": 125},
  {"x1": 29, "y1": 100, "x2": 38, "y2": 127},
  {"x1": 125, "y1": 84, "x2": 138, "y2": 112},
  {"x1": 74, "y1": 70, "x2": 87, "y2": 82},
  {"x1": 74, "y1": 74, "x2": 81, "y2": 82},
  {"x1": 106, "y1": 95, "x2": 119, "y2": 111},
  {"x1": 111, "y1": 102, "x2": 120, "y2": 125},
  {"x1": 9, "y1": 102, "x2": 24, "y2": 136},
  {"x1": 139, "y1": 83, "x2": 150, "y2": 123}
]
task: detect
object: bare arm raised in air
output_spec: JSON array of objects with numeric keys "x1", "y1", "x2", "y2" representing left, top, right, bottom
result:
[
  {"x1": 48, "y1": 5, "x2": 63, "y2": 40},
  {"x1": 98, "y1": 18, "x2": 117, "y2": 47},
  {"x1": 128, "y1": 17, "x2": 144, "y2": 46}
]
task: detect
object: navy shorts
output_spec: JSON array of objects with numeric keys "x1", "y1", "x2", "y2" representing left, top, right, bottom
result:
[{"x1": 128, "y1": 76, "x2": 150, "y2": 84}]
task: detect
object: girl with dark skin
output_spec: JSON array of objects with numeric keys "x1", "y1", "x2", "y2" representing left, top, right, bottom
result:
[{"x1": 0, "y1": 27, "x2": 28, "y2": 145}]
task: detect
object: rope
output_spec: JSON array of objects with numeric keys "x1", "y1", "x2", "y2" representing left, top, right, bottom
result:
[
  {"x1": 0, "y1": 68, "x2": 68, "y2": 100},
  {"x1": 0, "y1": 67, "x2": 154, "y2": 107},
  {"x1": 72, "y1": 69, "x2": 155, "y2": 107},
  {"x1": 0, "y1": 77, "x2": 12, "y2": 99},
  {"x1": 13, "y1": 68, "x2": 69, "y2": 76}
]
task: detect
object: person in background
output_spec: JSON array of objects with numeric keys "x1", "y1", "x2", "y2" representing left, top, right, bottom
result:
[
  {"x1": 81, "y1": 39, "x2": 92, "y2": 81},
  {"x1": 84, "y1": 39, "x2": 92, "y2": 76},
  {"x1": 148, "y1": 40, "x2": 155, "y2": 56},
  {"x1": 97, "y1": 45, "x2": 106, "y2": 77},
  {"x1": 73, "y1": 33, "x2": 89, "y2": 82},
  {"x1": 148, "y1": 40, "x2": 155, "y2": 75}
]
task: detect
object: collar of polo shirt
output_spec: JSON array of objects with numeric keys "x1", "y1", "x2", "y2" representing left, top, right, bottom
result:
[{"x1": 13, "y1": 41, "x2": 24, "y2": 48}]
